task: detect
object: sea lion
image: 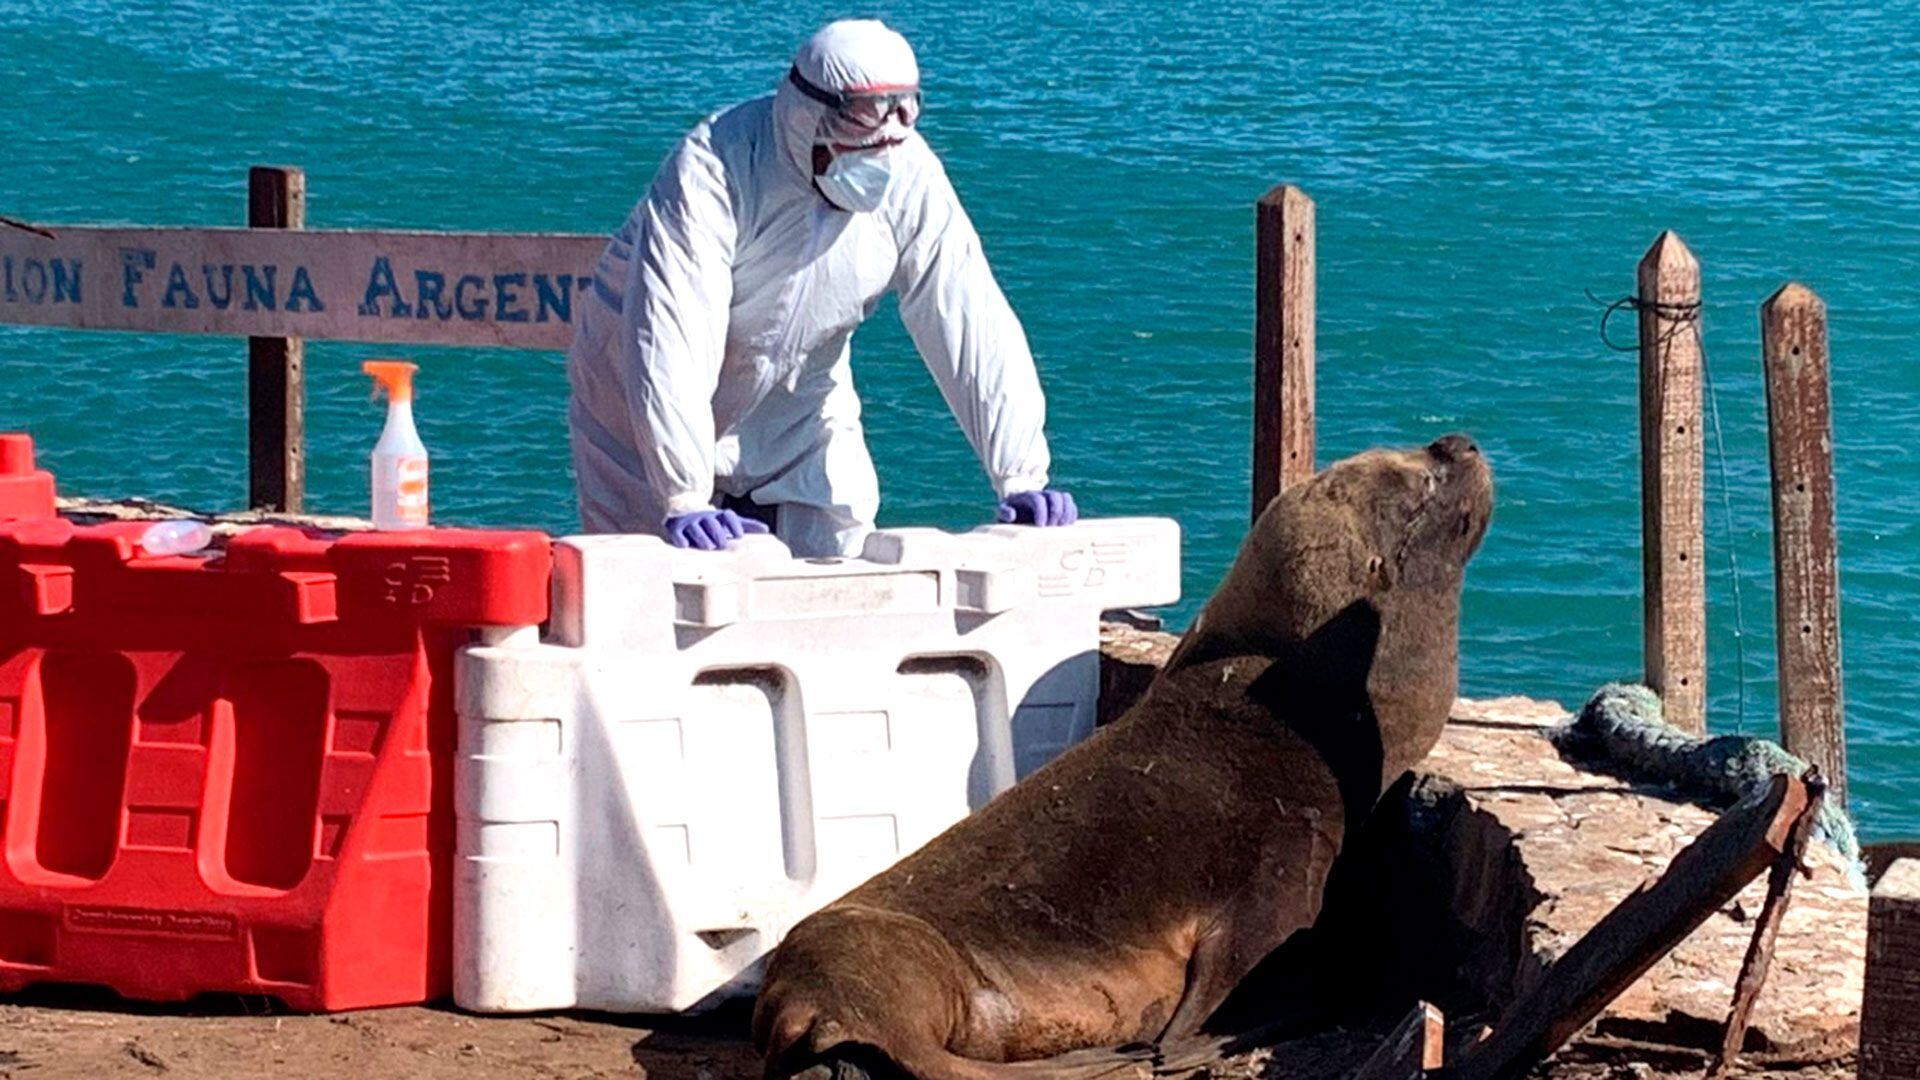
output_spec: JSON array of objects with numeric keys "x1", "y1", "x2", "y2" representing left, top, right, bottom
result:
[{"x1": 754, "y1": 435, "x2": 1494, "y2": 1080}]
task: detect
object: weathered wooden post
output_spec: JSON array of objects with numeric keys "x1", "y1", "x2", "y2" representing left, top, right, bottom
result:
[
  {"x1": 1761, "y1": 282, "x2": 1846, "y2": 807},
  {"x1": 248, "y1": 165, "x2": 306, "y2": 513},
  {"x1": 1637, "y1": 231, "x2": 1707, "y2": 733},
  {"x1": 1252, "y1": 184, "x2": 1315, "y2": 522}
]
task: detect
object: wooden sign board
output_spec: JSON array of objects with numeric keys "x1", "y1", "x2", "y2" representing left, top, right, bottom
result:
[{"x1": 0, "y1": 226, "x2": 607, "y2": 351}]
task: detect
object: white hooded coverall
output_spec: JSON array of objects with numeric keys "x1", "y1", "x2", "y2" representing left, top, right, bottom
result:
[{"x1": 567, "y1": 20, "x2": 1054, "y2": 557}]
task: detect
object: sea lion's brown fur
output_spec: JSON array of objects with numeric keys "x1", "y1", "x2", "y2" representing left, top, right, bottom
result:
[
  {"x1": 754, "y1": 435, "x2": 1494, "y2": 1080},
  {"x1": 1167, "y1": 432, "x2": 1494, "y2": 790}
]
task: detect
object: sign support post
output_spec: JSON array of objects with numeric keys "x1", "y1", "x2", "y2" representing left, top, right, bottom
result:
[{"x1": 248, "y1": 165, "x2": 306, "y2": 513}]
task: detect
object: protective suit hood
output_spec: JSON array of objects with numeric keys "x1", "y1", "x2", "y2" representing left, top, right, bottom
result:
[{"x1": 771, "y1": 19, "x2": 921, "y2": 183}]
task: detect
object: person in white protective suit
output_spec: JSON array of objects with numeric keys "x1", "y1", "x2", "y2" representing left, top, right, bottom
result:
[{"x1": 567, "y1": 19, "x2": 1078, "y2": 556}]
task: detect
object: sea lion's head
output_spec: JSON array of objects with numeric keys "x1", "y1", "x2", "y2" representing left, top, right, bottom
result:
[
  {"x1": 1172, "y1": 434, "x2": 1493, "y2": 782},
  {"x1": 1299, "y1": 433, "x2": 1493, "y2": 598},
  {"x1": 1191, "y1": 434, "x2": 1493, "y2": 647}
]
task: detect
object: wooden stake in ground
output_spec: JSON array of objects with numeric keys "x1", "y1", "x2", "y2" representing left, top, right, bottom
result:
[
  {"x1": 1442, "y1": 772, "x2": 1815, "y2": 1080},
  {"x1": 1637, "y1": 231, "x2": 1706, "y2": 735},
  {"x1": 1761, "y1": 283, "x2": 1846, "y2": 808},
  {"x1": 1252, "y1": 184, "x2": 1315, "y2": 521},
  {"x1": 248, "y1": 165, "x2": 306, "y2": 513},
  {"x1": 1709, "y1": 770, "x2": 1825, "y2": 1079}
]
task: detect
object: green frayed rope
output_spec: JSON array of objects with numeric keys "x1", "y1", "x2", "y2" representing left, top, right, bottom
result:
[{"x1": 1551, "y1": 683, "x2": 1863, "y2": 886}]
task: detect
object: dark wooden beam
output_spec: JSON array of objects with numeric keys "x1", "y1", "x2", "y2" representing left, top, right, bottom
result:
[
  {"x1": 1443, "y1": 773, "x2": 1814, "y2": 1080},
  {"x1": 247, "y1": 165, "x2": 306, "y2": 512},
  {"x1": 1252, "y1": 184, "x2": 1315, "y2": 521}
]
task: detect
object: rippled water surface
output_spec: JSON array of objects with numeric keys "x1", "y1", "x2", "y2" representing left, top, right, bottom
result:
[{"x1": 3, "y1": 1, "x2": 1916, "y2": 834}]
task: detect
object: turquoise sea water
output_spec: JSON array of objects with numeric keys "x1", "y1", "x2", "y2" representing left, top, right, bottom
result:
[{"x1": 3, "y1": 1, "x2": 1916, "y2": 835}]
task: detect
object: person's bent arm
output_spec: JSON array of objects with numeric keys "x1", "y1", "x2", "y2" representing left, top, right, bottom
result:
[
  {"x1": 892, "y1": 153, "x2": 1067, "y2": 520},
  {"x1": 615, "y1": 125, "x2": 739, "y2": 523}
]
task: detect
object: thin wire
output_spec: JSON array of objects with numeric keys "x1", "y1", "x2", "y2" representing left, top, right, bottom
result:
[
  {"x1": 1587, "y1": 288, "x2": 1749, "y2": 730},
  {"x1": 1586, "y1": 287, "x2": 1700, "y2": 352},
  {"x1": 1700, "y1": 338, "x2": 1750, "y2": 733}
]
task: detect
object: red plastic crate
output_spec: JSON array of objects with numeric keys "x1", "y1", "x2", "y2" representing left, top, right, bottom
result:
[
  {"x1": 0, "y1": 436, "x2": 56, "y2": 521},
  {"x1": 0, "y1": 514, "x2": 550, "y2": 1010}
]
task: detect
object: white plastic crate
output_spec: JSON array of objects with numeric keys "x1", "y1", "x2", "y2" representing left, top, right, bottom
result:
[{"x1": 452, "y1": 518, "x2": 1179, "y2": 1014}]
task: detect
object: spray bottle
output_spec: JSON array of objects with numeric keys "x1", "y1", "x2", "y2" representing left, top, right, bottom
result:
[{"x1": 363, "y1": 360, "x2": 429, "y2": 530}]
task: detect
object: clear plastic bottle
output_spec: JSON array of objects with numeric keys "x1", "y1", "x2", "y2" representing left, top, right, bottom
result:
[
  {"x1": 138, "y1": 519, "x2": 213, "y2": 557},
  {"x1": 363, "y1": 360, "x2": 429, "y2": 530}
]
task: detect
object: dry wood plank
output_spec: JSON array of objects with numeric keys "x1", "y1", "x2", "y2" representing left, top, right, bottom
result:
[
  {"x1": 1252, "y1": 184, "x2": 1315, "y2": 521},
  {"x1": 1441, "y1": 772, "x2": 1811, "y2": 1080},
  {"x1": 1637, "y1": 231, "x2": 1706, "y2": 734},
  {"x1": 1865, "y1": 842, "x2": 1920, "y2": 884},
  {"x1": 1860, "y1": 858, "x2": 1920, "y2": 1080},
  {"x1": 248, "y1": 165, "x2": 306, "y2": 513},
  {"x1": 1709, "y1": 771, "x2": 1824, "y2": 1078},
  {"x1": 1351, "y1": 1001, "x2": 1445, "y2": 1080},
  {"x1": 0, "y1": 225, "x2": 602, "y2": 349},
  {"x1": 1761, "y1": 283, "x2": 1847, "y2": 808}
]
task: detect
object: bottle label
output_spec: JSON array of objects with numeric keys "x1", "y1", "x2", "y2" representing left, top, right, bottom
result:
[{"x1": 395, "y1": 458, "x2": 430, "y2": 524}]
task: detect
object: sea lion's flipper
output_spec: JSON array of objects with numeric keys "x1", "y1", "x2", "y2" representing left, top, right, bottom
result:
[
  {"x1": 1143, "y1": 613, "x2": 1368, "y2": 1044},
  {"x1": 776, "y1": 1041, "x2": 915, "y2": 1080},
  {"x1": 1244, "y1": 599, "x2": 1387, "y2": 831},
  {"x1": 783, "y1": 1042, "x2": 1153, "y2": 1080},
  {"x1": 1156, "y1": 925, "x2": 1246, "y2": 1041},
  {"x1": 1154, "y1": 806, "x2": 1339, "y2": 1045},
  {"x1": 904, "y1": 1045, "x2": 1155, "y2": 1079},
  {"x1": 1248, "y1": 597, "x2": 1381, "y2": 694}
]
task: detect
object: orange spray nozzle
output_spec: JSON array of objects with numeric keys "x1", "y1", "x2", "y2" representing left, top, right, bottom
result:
[{"x1": 363, "y1": 360, "x2": 418, "y2": 403}]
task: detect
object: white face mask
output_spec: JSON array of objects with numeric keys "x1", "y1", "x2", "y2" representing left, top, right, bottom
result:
[{"x1": 815, "y1": 145, "x2": 894, "y2": 213}]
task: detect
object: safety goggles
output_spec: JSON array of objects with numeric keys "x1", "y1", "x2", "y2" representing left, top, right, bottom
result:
[{"x1": 788, "y1": 66, "x2": 922, "y2": 131}]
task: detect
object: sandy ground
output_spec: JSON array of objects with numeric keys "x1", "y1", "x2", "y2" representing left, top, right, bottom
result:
[
  {"x1": 0, "y1": 993, "x2": 762, "y2": 1080},
  {"x1": 0, "y1": 993, "x2": 1854, "y2": 1080}
]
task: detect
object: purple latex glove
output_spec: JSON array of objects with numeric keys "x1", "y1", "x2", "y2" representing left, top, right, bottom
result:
[
  {"x1": 996, "y1": 489, "x2": 1079, "y2": 527},
  {"x1": 665, "y1": 508, "x2": 770, "y2": 550}
]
